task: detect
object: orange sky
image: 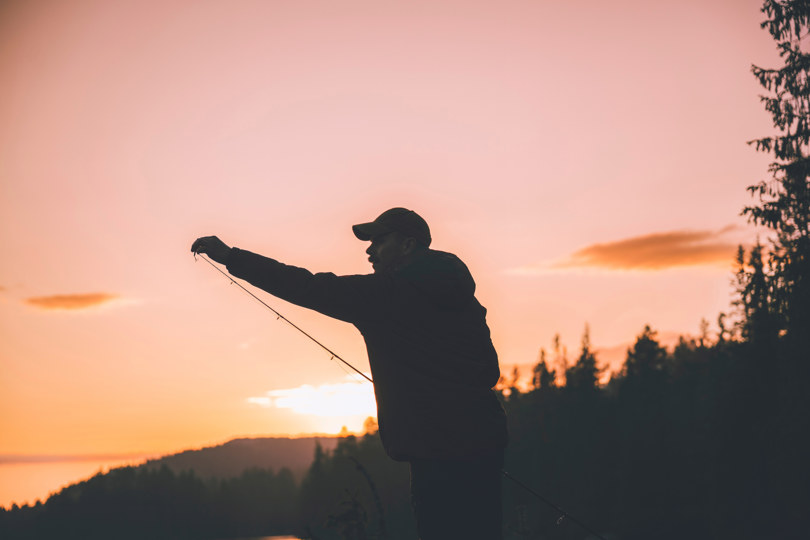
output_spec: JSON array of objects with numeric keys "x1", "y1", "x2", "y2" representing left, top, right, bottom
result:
[{"x1": 0, "y1": 0, "x2": 778, "y2": 506}]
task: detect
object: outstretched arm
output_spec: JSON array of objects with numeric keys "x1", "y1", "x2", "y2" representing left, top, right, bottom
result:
[{"x1": 191, "y1": 238, "x2": 387, "y2": 324}]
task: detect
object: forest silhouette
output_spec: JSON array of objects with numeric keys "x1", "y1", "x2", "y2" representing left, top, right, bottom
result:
[
  {"x1": 2, "y1": 1, "x2": 809, "y2": 538},
  {"x1": 1, "y1": 307, "x2": 807, "y2": 539}
]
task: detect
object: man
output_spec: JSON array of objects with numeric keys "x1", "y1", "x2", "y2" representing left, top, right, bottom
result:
[{"x1": 192, "y1": 207, "x2": 508, "y2": 539}]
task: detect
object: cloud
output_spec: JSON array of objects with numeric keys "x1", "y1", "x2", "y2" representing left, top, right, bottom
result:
[
  {"x1": 248, "y1": 376, "x2": 376, "y2": 417},
  {"x1": 510, "y1": 226, "x2": 745, "y2": 274},
  {"x1": 25, "y1": 293, "x2": 120, "y2": 311}
]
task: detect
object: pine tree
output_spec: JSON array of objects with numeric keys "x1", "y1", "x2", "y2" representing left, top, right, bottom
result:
[
  {"x1": 531, "y1": 348, "x2": 556, "y2": 390},
  {"x1": 733, "y1": 243, "x2": 779, "y2": 343},
  {"x1": 745, "y1": 0, "x2": 810, "y2": 344},
  {"x1": 623, "y1": 325, "x2": 668, "y2": 381},
  {"x1": 565, "y1": 325, "x2": 601, "y2": 390},
  {"x1": 735, "y1": 5, "x2": 810, "y2": 530}
]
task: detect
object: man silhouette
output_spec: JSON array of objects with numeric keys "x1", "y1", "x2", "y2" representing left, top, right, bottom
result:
[{"x1": 192, "y1": 207, "x2": 507, "y2": 539}]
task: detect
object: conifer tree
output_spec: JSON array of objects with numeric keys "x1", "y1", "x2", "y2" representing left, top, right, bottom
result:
[
  {"x1": 737, "y1": 6, "x2": 810, "y2": 531},
  {"x1": 623, "y1": 325, "x2": 667, "y2": 381},
  {"x1": 565, "y1": 325, "x2": 600, "y2": 390},
  {"x1": 733, "y1": 243, "x2": 779, "y2": 343},
  {"x1": 744, "y1": 0, "x2": 810, "y2": 343},
  {"x1": 531, "y1": 348, "x2": 556, "y2": 390}
]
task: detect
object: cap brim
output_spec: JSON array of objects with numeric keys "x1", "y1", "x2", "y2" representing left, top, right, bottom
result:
[{"x1": 352, "y1": 222, "x2": 391, "y2": 241}]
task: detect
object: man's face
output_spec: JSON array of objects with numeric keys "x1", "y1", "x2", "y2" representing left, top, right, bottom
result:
[{"x1": 366, "y1": 231, "x2": 407, "y2": 273}]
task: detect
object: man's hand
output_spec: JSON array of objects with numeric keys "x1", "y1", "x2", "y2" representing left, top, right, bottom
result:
[{"x1": 191, "y1": 236, "x2": 232, "y2": 264}]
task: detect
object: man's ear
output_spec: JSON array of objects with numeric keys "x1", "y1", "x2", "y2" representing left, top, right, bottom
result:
[{"x1": 402, "y1": 236, "x2": 417, "y2": 255}]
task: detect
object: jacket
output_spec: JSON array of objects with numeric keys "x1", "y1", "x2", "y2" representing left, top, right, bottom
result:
[{"x1": 226, "y1": 247, "x2": 508, "y2": 461}]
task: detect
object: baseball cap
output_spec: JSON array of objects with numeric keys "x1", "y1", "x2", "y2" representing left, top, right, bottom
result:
[{"x1": 352, "y1": 207, "x2": 432, "y2": 247}]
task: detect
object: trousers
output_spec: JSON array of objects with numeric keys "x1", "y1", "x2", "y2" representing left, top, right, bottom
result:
[{"x1": 409, "y1": 451, "x2": 504, "y2": 540}]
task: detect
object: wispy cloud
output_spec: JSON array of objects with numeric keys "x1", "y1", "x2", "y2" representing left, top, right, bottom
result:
[
  {"x1": 510, "y1": 226, "x2": 745, "y2": 274},
  {"x1": 248, "y1": 376, "x2": 376, "y2": 417},
  {"x1": 25, "y1": 293, "x2": 120, "y2": 311}
]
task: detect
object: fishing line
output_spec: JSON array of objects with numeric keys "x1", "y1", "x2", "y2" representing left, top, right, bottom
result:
[
  {"x1": 194, "y1": 253, "x2": 372, "y2": 384},
  {"x1": 194, "y1": 252, "x2": 607, "y2": 540}
]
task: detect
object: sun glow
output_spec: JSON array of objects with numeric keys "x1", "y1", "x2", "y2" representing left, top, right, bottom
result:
[{"x1": 247, "y1": 376, "x2": 376, "y2": 417}]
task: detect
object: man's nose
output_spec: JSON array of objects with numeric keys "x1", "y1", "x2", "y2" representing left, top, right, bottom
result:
[{"x1": 366, "y1": 244, "x2": 374, "y2": 256}]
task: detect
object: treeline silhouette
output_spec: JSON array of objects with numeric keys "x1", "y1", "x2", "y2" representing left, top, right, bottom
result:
[
  {"x1": 1, "y1": 303, "x2": 806, "y2": 540},
  {"x1": 499, "y1": 318, "x2": 807, "y2": 540},
  {"x1": 0, "y1": 464, "x2": 299, "y2": 539},
  {"x1": 0, "y1": 423, "x2": 414, "y2": 540}
]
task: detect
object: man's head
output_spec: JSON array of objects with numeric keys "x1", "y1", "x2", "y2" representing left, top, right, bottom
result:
[{"x1": 353, "y1": 208, "x2": 431, "y2": 273}]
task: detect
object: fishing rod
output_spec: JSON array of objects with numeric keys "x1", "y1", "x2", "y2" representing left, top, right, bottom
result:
[
  {"x1": 194, "y1": 253, "x2": 608, "y2": 540},
  {"x1": 194, "y1": 253, "x2": 371, "y2": 384}
]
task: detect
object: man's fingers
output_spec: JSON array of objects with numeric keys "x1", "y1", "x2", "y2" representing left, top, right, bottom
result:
[{"x1": 191, "y1": 237, "x2": 209, "y2": 253}]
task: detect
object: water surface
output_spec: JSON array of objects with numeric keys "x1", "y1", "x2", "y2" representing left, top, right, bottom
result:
[{"x1": 0, "y1": 456, "x2": 150, "y2": 508}]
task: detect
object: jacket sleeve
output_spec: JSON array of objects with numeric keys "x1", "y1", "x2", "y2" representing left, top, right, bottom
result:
[{"x1": 225, "y1": 247, "x2": 386, "y2": 323}]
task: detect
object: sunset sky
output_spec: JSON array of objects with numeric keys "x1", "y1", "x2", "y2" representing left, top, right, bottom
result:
[{"x1": 0, "y1": 0, "x2": 778, "y2": 506}]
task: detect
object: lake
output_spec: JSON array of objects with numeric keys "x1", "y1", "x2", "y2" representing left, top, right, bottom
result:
[{"x1": 0, "y1": 455, "x2": 152, "y2": 508}]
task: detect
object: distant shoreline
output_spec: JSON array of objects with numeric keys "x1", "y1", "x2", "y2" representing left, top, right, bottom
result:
[
  {"x1": 0, "y1": 453, "x2": 155, "y2": 465},
  {"x1": 1, "y1": 435, "x2": 343, "y2": 509},
  {"x1": 0, "y1": 432, "x2": 349, "y2": 466}
]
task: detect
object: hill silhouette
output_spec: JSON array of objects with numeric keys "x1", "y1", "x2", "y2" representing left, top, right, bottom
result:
[{"x1": 142, "y1": 436, "x2": 340, "y2": 481}]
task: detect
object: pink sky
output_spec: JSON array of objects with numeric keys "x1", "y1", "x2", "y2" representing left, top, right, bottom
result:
[{"x1": 0, "y1": 0, "x2": 777, "y2": 506}]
